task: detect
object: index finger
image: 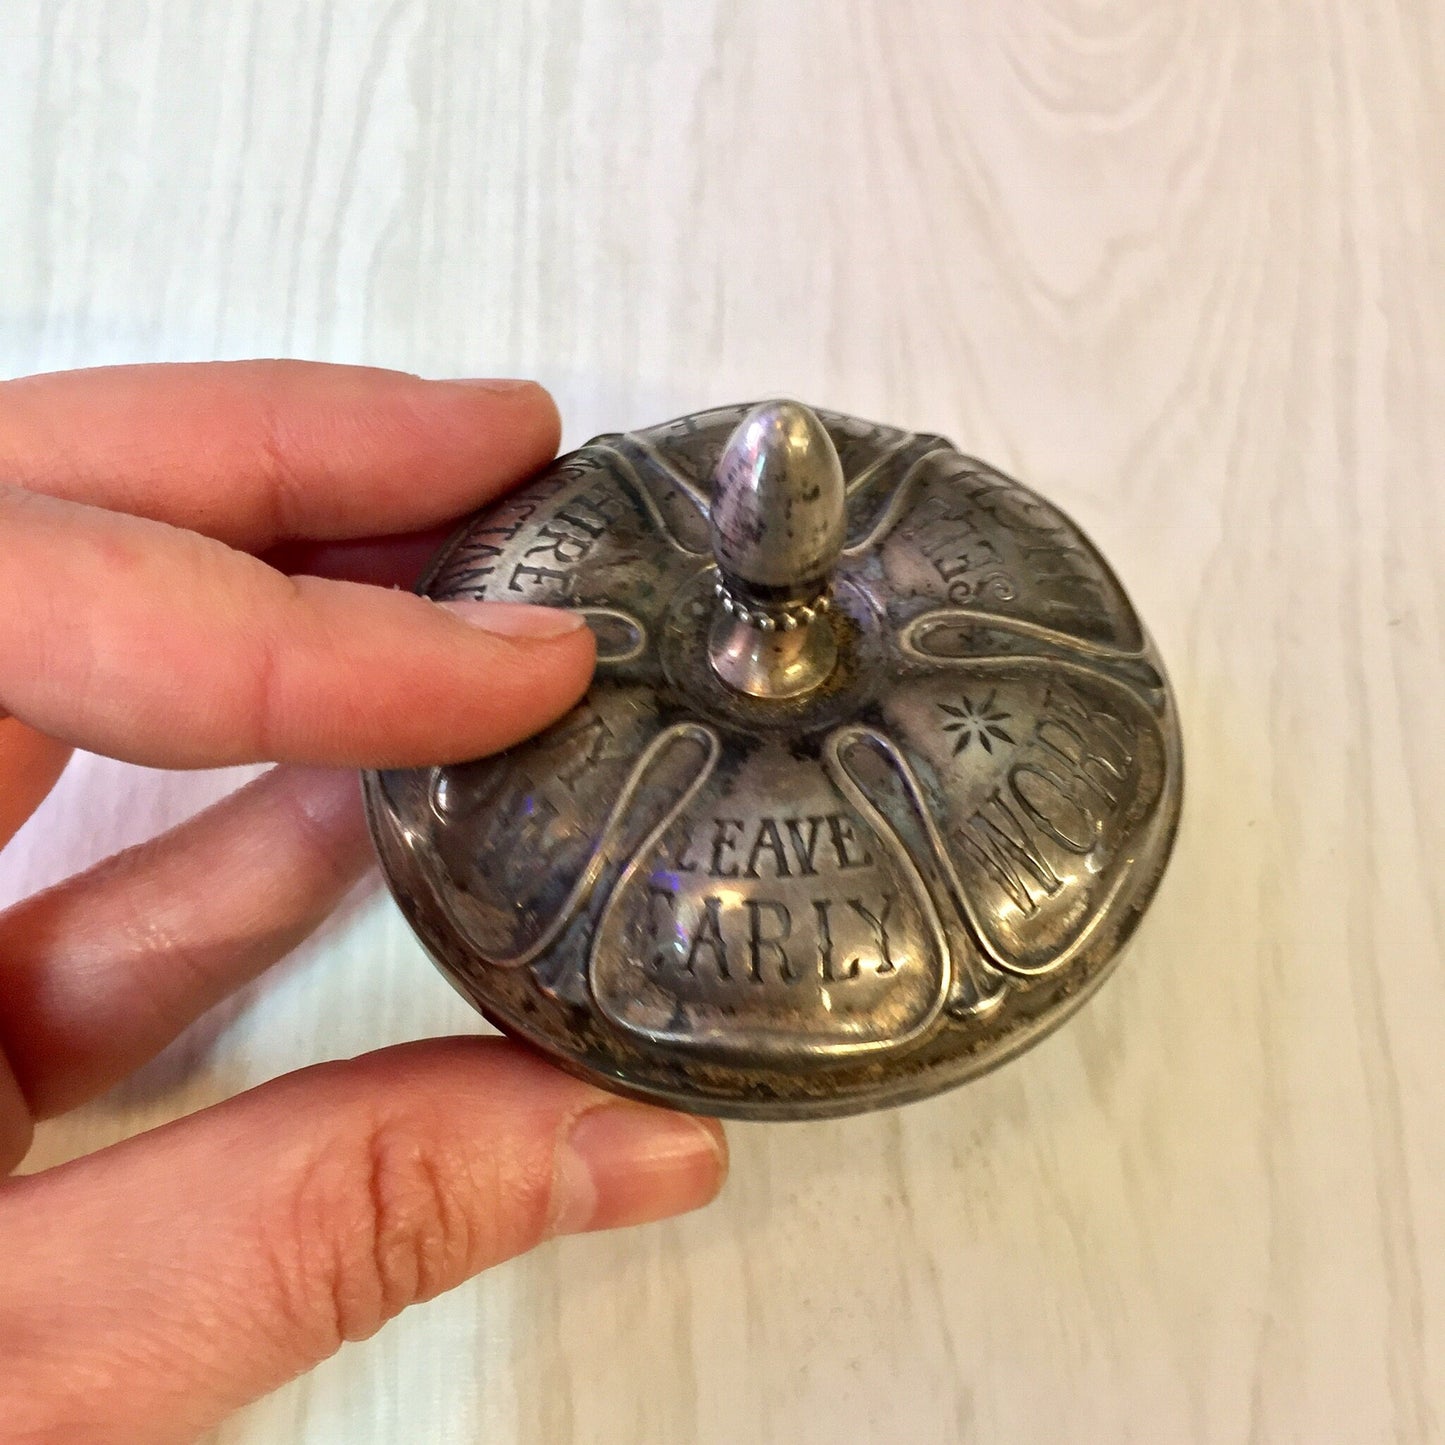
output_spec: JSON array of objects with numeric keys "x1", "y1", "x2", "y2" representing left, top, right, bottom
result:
[{"x1": 0, "y1": 362, "x2": 561, "y2": 550}]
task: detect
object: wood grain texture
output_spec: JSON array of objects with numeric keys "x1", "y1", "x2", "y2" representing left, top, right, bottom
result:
[{"x1": 2, "y1": 1, "x2": 1443, "y2": 1439}]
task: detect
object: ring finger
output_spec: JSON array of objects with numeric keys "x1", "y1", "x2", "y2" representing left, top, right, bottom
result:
[{"x1": 0, "y1": 763, "x2": 375, "y2": 1166}]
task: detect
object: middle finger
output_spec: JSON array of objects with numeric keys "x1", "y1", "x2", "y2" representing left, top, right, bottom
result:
[{"x1": 0, "y1": 764, "x2": 373, "y2": 1132}]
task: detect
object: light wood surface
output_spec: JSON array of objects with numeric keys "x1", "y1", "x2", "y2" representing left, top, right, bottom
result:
[{"x1": 3, "y1": 2, "x2": 1443, "y2": 1440}]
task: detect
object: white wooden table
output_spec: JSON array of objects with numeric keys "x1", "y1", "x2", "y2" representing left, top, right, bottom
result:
[{"x1": 3, "y1": 3, "x2": 1443, "y2": 1440}]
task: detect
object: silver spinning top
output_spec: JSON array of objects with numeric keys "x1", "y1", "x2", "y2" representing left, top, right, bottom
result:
[{"x1": 363, "y1": 401, "x2": 1182, "y2": 1119}]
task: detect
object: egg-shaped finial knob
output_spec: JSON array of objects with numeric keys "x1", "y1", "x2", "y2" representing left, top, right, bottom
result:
[
  {"x1": 707, "y1": 401, "x2": 845, "y2": 699},
  {"x1": 710, "y1": 401, "x2": 847, "y2": 595}
]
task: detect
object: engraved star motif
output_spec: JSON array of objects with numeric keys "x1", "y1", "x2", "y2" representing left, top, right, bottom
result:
[{"x1": 938, "y1": 692, "x2": 1015, "y2": 755}]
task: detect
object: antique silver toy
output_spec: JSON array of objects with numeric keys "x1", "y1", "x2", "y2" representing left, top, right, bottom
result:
[{"x1": 363, "y1": 401, "x2": 1182, "y2": 1119}]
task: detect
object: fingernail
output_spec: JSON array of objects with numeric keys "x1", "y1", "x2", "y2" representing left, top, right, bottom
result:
[
  {"x1": 442, "y1": 377, "x2": 543, "y2": 393},
  {"x1": 550, "y1": 1105, "x2": 727, "y2": 1237},
  {"x1": 437, "y1": 599, "x2": 587, "y2": 639}
]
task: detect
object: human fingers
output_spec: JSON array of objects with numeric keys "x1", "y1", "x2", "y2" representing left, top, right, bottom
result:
[
  {"x1": 0, "y1": 1039, "x2": 726, "y2": 1445},
  {"x1": 0, "y1": 362, "x2": 560, "y2": 551},
  {"x1": 0, "y1": 486, "x2": 594, "y2": 768},
  {"x1": 0, "y1": 716, "x2": 72, "y2": 850},
  {"x1": 0, "y1": 719, "x2": 78, "y2": 1170},
  {"x1": 260, "y1": 522, "x2": 457, "y2": 588},
  {"x1": 0, "y1": 766, "x2": 373, "y2": 1148}
]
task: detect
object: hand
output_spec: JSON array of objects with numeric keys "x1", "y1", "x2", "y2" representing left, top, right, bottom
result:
[{"x1": 0, "y1": 363, "x2": 727, "y2": 1444}]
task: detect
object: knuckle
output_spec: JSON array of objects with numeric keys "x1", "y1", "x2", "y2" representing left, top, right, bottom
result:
[
  {"x1": 280, "y1": 1109, "x2": 483, "y2": 1347},
  {"x1": 240, "y1": 568, "x2": 306, "y2": 760},
  {"x1": 244, "y1": 626, "x2": 283, "y2": 760},
  {"x1": 252, "y1": 397, "x2": 310, "y2": 544}
]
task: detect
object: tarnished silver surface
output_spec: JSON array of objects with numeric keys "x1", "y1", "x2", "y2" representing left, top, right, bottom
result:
[
  {"x1": 363, "y1": 400, "x2": 1183, "y2": 1119},
  {"x1": 707, "y1": 404, "x2": 844, "y2": 698}
]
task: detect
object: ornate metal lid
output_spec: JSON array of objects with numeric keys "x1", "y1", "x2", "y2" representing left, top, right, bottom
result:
[{"x1": 363, "y1": 401, "x2": 1182, "y2": 1119}]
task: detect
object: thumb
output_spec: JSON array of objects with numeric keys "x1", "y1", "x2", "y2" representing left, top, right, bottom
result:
[{"x1": 0, "y1": 1039, "x2": 726, "y2": 1445}]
